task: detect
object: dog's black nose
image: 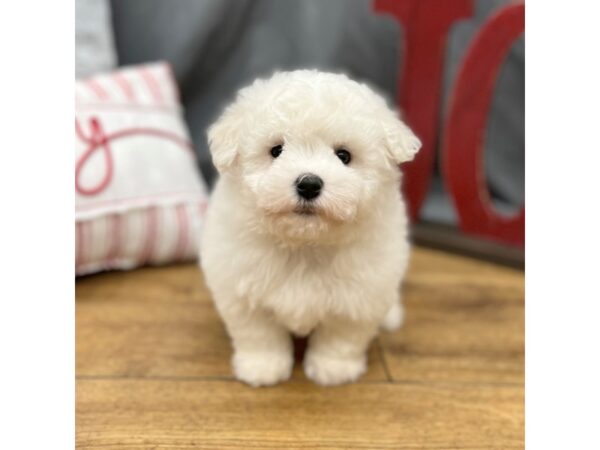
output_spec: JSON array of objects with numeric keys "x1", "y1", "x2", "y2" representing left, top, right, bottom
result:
[{"x1": 295, "y1": 174, "x2": 323, "y2": 200}]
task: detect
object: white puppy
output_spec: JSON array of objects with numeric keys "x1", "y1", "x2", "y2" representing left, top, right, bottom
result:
[{"x1": 200, "y1": 70, "x2": 420, "y2": 387}]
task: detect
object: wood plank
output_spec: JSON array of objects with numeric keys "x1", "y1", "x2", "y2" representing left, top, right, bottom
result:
[
  {"x1": 380, "y1": 247, "x2": 524, "y2": 384},
  {"x1": 76, "y1": 379, "x2": 524, "y2": 449},
  {"x1": 76, "y1": 264, "x2": 388, "y2": 381}
]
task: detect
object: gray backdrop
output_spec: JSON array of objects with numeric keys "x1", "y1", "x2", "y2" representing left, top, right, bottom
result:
[{"x1": 110, "y1": 0, "x2": 524, "y2": 223}]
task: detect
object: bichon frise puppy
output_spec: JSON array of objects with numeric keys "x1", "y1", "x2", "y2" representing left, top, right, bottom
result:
[{"x1": 200, "y1": 70, "x2": 420, "y2": 387}]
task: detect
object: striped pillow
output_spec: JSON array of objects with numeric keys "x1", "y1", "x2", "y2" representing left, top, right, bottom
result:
[{"x1": 75, "y1": 62, "x2": 208, "y2": 276}]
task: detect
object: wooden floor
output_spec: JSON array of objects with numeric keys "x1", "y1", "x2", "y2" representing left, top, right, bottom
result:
[{"x1": 76, "y1": 246, "x2": 524, "y2": 449}]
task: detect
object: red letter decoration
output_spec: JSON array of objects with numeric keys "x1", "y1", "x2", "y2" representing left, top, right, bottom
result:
[
  {"x1": 373, "y1": 0, "x2": 474, "y2": 220},
  {"x1": 442, "y1": 3, "x2": 525, "y2": 246}
]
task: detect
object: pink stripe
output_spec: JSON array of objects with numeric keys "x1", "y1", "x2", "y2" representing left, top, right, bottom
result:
[
  {"x1": 105, "y1": 214, "x2": 122, "y2": 265},
  {"x1": 198, "y1": 201, "x2": 208, "y2": 216},
  {"x1": 86, "y1": 79, "x2": 110, "y2": 101},
  {"x1": 138, "y1": 207, "x2": 158, "y2": 265},
  {"x1": 76, "y1": 221, "x2": 85, "y2": 270},
  {"x1": 173, "y1": 205, "x2": 189, "y2": 261},
  {"x1": 139, "y1": 68, "x2": 164, "y2": 104},
  {"x1": 113, "y1": 73, "x2": 136, "y2": 101}
]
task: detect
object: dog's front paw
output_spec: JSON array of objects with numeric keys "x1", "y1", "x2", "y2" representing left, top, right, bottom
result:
[
  {"x1": 232, "y1": 351, "x2": 293, "y2": 387},
  {"x1": 303, "y1": 351, "x2": 367, "y2": 386}
]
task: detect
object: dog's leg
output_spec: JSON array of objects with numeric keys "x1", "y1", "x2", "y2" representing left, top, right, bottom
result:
[
  {"x1": 220, "y1": 303, "x2": 293, "y2": 387},
  {"x1": 304, "y1": 318, "x2": 378, "y2": 386},
  {"x1": 380, "y1": 294, "x2": 405, "y2": 332}
]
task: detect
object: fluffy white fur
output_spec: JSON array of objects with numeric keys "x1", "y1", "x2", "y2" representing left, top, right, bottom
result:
[{"x1": 200, "y1": 70, "x2": 420, "y2": 387}]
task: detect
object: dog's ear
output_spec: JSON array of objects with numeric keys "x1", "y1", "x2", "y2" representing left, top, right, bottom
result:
[
  {"x1": 381, "y1": 111, "x2": 422, "y2": 164},
  {"x1": 207, "y1": 104, "x2": 245, "y2": 173}
]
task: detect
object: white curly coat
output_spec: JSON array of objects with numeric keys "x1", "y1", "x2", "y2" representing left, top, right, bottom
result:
[{"x1": 200, "y1": 70, "x2": 421, "y2": 386}]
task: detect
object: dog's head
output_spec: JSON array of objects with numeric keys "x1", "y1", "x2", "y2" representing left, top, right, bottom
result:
[{"x1": 207, "y1": 70, "x2": 420, "y2": 243}]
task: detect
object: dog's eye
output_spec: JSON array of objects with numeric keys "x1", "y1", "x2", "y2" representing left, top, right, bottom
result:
[
  {"x1": 270, "y1": 145, "x2": 283, "y2": 158},
  {"x1": 335, "y1": 148, "x2": 352, "y2": 165}
]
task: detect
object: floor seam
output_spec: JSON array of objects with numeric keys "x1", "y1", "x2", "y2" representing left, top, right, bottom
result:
[{"x1": 375, "y1": 338, "x2": 393, "y2": 383}]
